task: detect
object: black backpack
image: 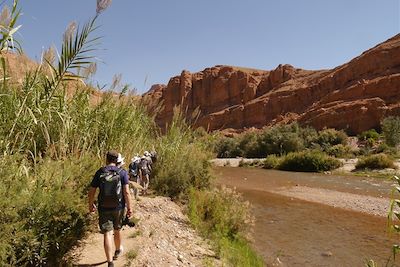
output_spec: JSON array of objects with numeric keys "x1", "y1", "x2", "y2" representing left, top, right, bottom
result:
[{"x1": 98, "y1": 168, "x2": 123, "y2": 208}]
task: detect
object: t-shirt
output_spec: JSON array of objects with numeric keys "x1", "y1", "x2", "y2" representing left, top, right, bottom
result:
[{"x1": 90, "y1": 165, "x2": 129, "y2": 211}]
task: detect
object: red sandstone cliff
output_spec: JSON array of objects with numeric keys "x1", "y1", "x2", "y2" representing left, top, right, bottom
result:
[{"x1": 144, "y1": 34, "x2": 400, "y2": 134}]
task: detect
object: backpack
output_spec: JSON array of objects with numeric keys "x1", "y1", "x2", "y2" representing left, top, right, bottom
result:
[
  {"x1": 98, "y1": 168, "x2": 123, "y2": 208},
  {"x1": 129, "y1": 162, "x2": 139, "y2": 177},
  {"x1": 139, "y1": 158, "x2": 150, "y2": 175}
]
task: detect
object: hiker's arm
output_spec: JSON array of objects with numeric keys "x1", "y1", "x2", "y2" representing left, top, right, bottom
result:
[
  {"x1": 123, "y1": 184, "x2": 132, "y2": 217},
  {"x1": 88, "y1": 187, "x2": 97, "y2": 213}
]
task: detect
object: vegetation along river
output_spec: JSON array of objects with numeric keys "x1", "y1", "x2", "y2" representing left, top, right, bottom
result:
[{"x1": 214, "y1": 167, "x2": 399, "y2": 267}]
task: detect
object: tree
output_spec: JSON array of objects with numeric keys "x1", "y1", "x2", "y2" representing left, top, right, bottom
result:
[{"x1": 382, "y1": 116, "x2": 400, "y2": 147}]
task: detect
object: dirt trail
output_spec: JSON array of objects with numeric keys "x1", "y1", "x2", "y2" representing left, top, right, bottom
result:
[{"x1": 70, "y1": 196, "x2": 219, "y2": 267}]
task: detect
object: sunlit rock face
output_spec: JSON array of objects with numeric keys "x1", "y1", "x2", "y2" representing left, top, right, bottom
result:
[{"x1": 144, "y1": 34, "x2": 400, "y2": 134}]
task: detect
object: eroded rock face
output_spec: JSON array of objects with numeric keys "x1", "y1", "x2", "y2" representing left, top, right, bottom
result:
[{"x1": 145, "y1": 34, "x2": 400, "y2": 134}]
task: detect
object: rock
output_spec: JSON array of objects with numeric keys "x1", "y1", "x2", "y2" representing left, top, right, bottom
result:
[
  {"x1": 272, "y1": 257, "x2": 283, "y2": 266},
  {"x1": 321, "y1": 251, "x2": 333, "y2": 257},
  {"x1": 144, "y1": 34, "x2": 400, "y2": 134},
  {"x1": 177, "y1": 254, "x2": 184, "y2": 262}
]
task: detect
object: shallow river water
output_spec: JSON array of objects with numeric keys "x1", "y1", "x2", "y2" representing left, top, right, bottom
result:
[{"x1": 214, "y1": 167, "x2": 399, "y2": 267}]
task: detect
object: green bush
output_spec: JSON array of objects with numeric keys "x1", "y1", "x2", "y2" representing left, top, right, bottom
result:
[
  {"x1": 278, "y1": 151, "x2": 342, "y2": 172},
  {"x1": 326, "y1": 144, "x2": 353, "y2": 158},
  {"x1": 215, "y1": 137, "x2": 243, "y2": 158},
  {"x1": 152, "y1": 111, "x2": 212, "y2": 199},
  {"x1": 188, "y1": 187, "x2": 263, "y2": 266},
  {"x1": 0, "y1": 155, "x2": 99, "y2": 266},
  {"x1": 316, "y1": 128, "x2": 348, "y2": 150},
  {"x1": 382, "y1": 116, "x2": 400, "y2": 147},
  {"x1": 355, "y1": 154, "x2": 396, "y2": 170},
  {"x1": 263, "y1": 155, "x2": 281, "y2": 169},
  {"x1": 258, "y1": 123, "x2": 305, "y2": 156},
  {"x1": 239, "y1": 132, "x2": 262, "y2": 158},
  {"x1": 213, "y1": 124, "x2": 352, "y2": 159},
  {"x1": 358, "y1": 129, "x2": 380, "y2": 142}
]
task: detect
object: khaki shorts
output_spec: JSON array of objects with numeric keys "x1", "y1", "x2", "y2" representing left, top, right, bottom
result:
[{"x1": 98, "y1": 209, "x2": 125, "y2": 233}]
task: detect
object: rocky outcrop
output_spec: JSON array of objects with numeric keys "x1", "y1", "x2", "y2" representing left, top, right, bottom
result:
[{"x1": 145, "y1": 34, "x2": 400, "y2": 134}]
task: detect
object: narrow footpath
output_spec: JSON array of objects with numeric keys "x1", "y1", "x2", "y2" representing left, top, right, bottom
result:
[{"x1": 70, "y1": 196, "x2": 220, "y2": 267}]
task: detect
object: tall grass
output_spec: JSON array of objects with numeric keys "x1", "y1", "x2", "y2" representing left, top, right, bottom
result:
[
  {"x1": 151, "y1": 109, "x2": 212, "y2": 198},
  {"x1": 0, "y1": 1, "x2": 158, "y2": 264},
  {"x1": 188, "y1": 187, "x2": 264, "y2": 267}
]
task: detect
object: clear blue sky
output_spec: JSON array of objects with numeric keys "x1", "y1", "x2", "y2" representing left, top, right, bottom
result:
[{"x1": 17, "y1": 0, "x2": 400, "y2": 93}]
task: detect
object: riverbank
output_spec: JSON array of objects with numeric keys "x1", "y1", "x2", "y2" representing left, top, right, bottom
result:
[
  {"x1": 69, "y1": 196, "x2": 220, "y2": 266},
  {"x1": 214, "y1": 167, "x2": 398, "y2": 266},
  {"x1": 214, "y1": 165, "x2": 394, "y2": 219},
  {"x1": 211, "y1": 157, "x2": 400, "y2": 177}
]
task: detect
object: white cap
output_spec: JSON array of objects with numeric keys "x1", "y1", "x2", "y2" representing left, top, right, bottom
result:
[
  {"x1": 117, "y1": 153, "x2": 125, "y2": 166},
  {"x1": 131, "y1": 156, "x2": 141, "y2": 163}
]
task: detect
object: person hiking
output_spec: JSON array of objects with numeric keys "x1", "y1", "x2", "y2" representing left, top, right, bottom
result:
[
  {"x1": 139, "y1": 152, "x2": 152, "y2": 195},
  {"x1": 88, "y1": 150, "x2": 132, "y2": 267},
  {"x1": 128, "y1": 155, "x2": 142, "y2": 199},
  {"x1": 150, "y1": 150, "x2": 157, "y2": 164}
]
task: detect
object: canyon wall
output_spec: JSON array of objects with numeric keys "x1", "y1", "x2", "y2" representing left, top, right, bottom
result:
[{"x1": 146, "y1": 34, "x2": 400, "y2": 134}]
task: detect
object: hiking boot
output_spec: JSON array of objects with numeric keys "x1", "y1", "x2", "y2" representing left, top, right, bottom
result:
[
  {"x1": 113, "y1": 246, "x2": 124, "y2": 260},
  {"x1": 107, "y1": 261, "x2": 114, "y2": 267}
]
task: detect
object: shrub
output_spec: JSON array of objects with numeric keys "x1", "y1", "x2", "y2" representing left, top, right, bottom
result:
[
  {"x1": 358, "y1": 129, "x2": 380, "y2": 142},
  {"x1": 263, "y1": 155, "x2": 281, "y2": 169},
  {"x1": 188, "y1": 187, "x2": 251, "y2": 239},
  {"x1": 258, "y1": 123, "x2": 305, "y2": 156},
  {"x1": 152, "y1": 111, "x2": 212, "y2": 199},
  {"x1": 187, "y1": 187, "x2": 263, "y2": 266},
  {"x1": 326, "y1": 144, "x2": 353, "y2": 158},
  {"x1": 278, "y1": 151, "x2": 342, "y2": 172},
  {"x1": 238, "y1": 132, "x2": 262, "y2": 158},
  {"x1": 316, "y1": 128, "x2": 348, "y2": 150},
  {"x1": 0, "y1": 155, "x2": 99, "y2": 266},
  {"x1": 355, "y1": 154, "x2": 396, "y2": 170},
  {"x1": 382, "y1": 116, "x2": 400, "y2": 147},
  {"x1": 215, "y1": 137, "x2": 243, "y2": 158}
]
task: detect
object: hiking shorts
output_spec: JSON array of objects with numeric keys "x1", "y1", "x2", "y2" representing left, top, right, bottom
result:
[{"x1": 98, "y1": 209, "x2": 125, "y2": 233}]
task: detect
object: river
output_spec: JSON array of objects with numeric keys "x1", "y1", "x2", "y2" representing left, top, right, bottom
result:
[{"x1": 214, "y1": 167, "x2": 399, "y2": 267}]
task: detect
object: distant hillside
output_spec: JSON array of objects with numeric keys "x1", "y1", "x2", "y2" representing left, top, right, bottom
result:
[{"x1": 144, "y1": 34, "x2": 400, "y2": 134}]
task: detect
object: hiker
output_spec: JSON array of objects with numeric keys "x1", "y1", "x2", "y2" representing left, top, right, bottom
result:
[
  {"x1": 128, "y1": 155, "x2": 142, "y2": 199},
  {"x1": 139, "y1": 152, "x2": 152, "y2": 195},
  {"x1": 150, "y1": 150, "x2": 157, "y2": 164},
  {"x1": 88, "y1": 150, "x2": 132, "y2": 267}
]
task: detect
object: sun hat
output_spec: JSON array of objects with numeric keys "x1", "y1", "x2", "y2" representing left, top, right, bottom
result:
[
  {"x1": 131, "y1": 156, "x2": 141, "y2": 163},
  {"x1": 117, "y1": 153, "x2": 125, "y2": 166}
]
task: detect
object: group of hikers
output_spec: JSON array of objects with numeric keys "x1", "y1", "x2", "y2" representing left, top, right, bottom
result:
[{"x1": 88, "y1": 149, "x2": 157, "y2": 267}]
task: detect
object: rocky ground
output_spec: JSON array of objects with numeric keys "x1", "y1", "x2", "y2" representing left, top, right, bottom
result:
[{"x1": 70, "y1": 196, "x2": 220, "y2": 267}]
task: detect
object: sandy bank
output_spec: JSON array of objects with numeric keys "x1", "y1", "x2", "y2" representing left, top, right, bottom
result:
[{"x1": 273, "y1": 186, "x2": 390, "y2": 217}]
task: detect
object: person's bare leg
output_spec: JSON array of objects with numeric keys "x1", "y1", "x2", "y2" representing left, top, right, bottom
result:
[
  {"x1": 114, "y1": 229, "x2": 122, "y2": 251},
  {"x1": 103, "y1": 231, "x2": 114, "y2": 262}
]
